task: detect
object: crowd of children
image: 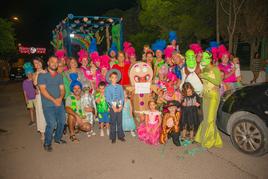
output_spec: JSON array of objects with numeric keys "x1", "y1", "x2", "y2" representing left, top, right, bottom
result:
[{"x1": 22, "y1": 31, "x2": 243, "y2": 151}]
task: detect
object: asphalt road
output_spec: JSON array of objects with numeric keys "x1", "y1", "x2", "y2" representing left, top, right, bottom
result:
[{"x1": 0, "y1": 81, "x2": 268, "y2": 179}]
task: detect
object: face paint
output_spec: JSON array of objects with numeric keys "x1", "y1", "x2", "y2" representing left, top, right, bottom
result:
[
  {"x1": 201, "y1": 52, "x2": 212, "y2": 67},
  {"x1": 185, "y1": 50, "x2": 196, "y2": 69}
]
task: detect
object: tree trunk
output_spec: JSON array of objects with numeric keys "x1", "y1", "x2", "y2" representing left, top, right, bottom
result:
[
  {"x1": 216, "y1": 0, "x2": 220, "y2": 43},
  {"x1": 106, "y1": 26, "x2": 110, "y2": 52}
]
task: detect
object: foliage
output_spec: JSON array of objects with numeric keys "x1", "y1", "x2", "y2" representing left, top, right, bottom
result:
[{"x1": 0, "y1": 18, "x2": 17, "y2": 58}]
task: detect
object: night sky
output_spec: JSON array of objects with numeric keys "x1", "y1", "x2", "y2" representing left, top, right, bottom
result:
[{"x1": 0, "y1": 0, "x2": 136, "y2": 48}]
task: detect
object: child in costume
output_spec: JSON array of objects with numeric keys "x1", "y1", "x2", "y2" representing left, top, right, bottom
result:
[
  {"x1": 81, "y1": 85, "x2": 97, "y2": 137},
  {"x1": 137, "y1": 100, "x2": 162, "y2": 145},
  {"x1": 95, "y1": 81, "x2": 110, "y2": 137},
  {"x1": 122, "y1": 89, "x2": 136, "y2": 137},
  {"x1": 195, "y1": 52, "x2": 223, "y2": 148},
  {"x1": 22, "y1": 62, "x2": 36, "y2": 126},
  {"x1": 160, "y1": 100, "x2": 181, "y2": 146},
  {"x1": 142, "y1": 44, "x2": 151, "y2": 62},
  {"x1": 218, "y1": 45, "x2": 237, "y2": 90},
  {"x1": 105, "y1": 69, "x2": 125, "y2": 143},
  {"x1": 163, "y1": 72, "x2": 182, "y2": 102},
  {"x1": 180, "y1": 82, "x2": 201, "y2": 142}
]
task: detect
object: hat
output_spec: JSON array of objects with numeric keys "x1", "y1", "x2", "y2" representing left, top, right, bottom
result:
[
  {"x1": 165, "y1": 100, "x2": 180, "y2": 109},
  {"x1": 105, "y1": 69, "x2": 122, "y2": 84},
  {"x1": 89, "y1": 38, "x2": 97, "y2": 53},
  {"x1": 69, "y1": 73, "x2": 83, "y2": 92},
  {"x1": 55, "y1": 49, "x2": 66, "y2": 59},
  {"x1": 189, "y1": 43, "x2": 203, "y2": 55}
]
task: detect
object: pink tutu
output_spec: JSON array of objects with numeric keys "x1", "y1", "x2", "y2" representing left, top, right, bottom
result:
[{"x1": 137, "y1": 111, "x2": 161, "y2": 145}]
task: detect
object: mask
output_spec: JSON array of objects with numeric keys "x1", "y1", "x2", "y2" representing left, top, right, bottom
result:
[
  {"x1": 185, "y1": 50, "x2": 196, "y2": 69},
  {"x1": 201, "y1": 52, "x2": 212, "y2": 67}
]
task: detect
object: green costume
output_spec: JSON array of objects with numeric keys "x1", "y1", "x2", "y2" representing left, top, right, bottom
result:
[
  {"x1": 95, "y1": 92, "x2": 109, "y2": 113},
  {"x1": 195, "y1": 52, "x2": 223, "y2": 148},
  {"x1": 67, "y1": 95, "x2": 85, "y2": 118}
]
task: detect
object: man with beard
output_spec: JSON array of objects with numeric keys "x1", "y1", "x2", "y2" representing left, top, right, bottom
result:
[
  {"x1": 65, "y1": 76, "x2": 92, "y2": 143},
  {"x1": 38, "y1": 56, "x2": 66, "y2": 152}
]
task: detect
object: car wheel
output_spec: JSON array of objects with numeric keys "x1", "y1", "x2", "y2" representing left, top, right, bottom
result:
[{"x1": 230, "y1": 112, "x2": 268, "y2": 156}]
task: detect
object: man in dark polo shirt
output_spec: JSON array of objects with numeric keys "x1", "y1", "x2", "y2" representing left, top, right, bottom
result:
[{"x1": 38, "y1": 56, "x2": 66, "y2": 152}]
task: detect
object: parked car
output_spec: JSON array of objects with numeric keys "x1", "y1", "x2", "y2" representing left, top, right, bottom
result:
[
  {"x1": 217, "y1": 82, "x2": 268, "y2": 156},
  {"x1": 9, "y1": 67, "x2": 25, "y2": 80}
]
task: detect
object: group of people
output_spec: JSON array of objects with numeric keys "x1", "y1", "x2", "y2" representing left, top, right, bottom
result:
[{"x1": 22, "y1": 31, "x2": 243, "y2": 152}]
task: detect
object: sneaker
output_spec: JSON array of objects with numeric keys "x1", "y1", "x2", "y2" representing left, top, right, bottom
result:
[
  {"x1": 43, "y1": 145, "x2": 53, "y2": 152},
  {"x1": 130, "y1": 131, "x2": 136, "y2": 137},
  {"x1": 100, "y1": 129, "x2": 104, "y2": 137},
  {"x1": 118, "y1": 137, "x2": 126, "y2": 142},
  {"x1": 106, "y1": 129, "x2": 110, "y2": 136},
  {"x1": 54, "y1": 139, "x2": 67, "y2": 144},
  {"x1": 28, "y1": 121, "x2": 35, "y2": 127},
  {"x1": 87, "y1": 132, "x2": 91, "y2": 138}
]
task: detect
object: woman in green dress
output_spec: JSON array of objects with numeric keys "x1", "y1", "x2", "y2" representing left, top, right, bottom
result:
[{"x1": 195, "y1": 52, "x2": 223, "y2": 148}]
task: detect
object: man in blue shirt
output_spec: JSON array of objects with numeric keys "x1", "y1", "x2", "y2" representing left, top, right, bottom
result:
[
  {"x1": 38, "y1": 56, "x2": 66, "y2": 152},
  {"x1": 105, "y1": 69, "x2": 125, "y2": 143}
]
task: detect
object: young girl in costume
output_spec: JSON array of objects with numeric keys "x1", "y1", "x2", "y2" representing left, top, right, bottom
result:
[
  {"x1": 95, "y1": 81, "x2": 110, "y2": 137},
  {"x1": 22, "y1": 62, "x2": 36, "y2": 127},
  {"x1": 160, "y1": 100, "x2": 181, "y2": 146},
  {"x1": 137, "y1": 100, "x2": 162, "y2": 145},
  {"x1": 180, "y1": 82, "x2": 201, "y2": 142},
  {"x1": 122, "y1": 89, "x2": 136, "y2": 137},
  {"x1": 195, "y1": 52, "x2": 223, "y2": 148}
]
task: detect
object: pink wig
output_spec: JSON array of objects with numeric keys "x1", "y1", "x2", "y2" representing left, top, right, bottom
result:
[
  {"x1": 126, "y1": 47, "x2": 136, "y2": 57},
  {"x1": 90, "y1": 51, "x2": 100, "y2": 65},
  {"x1": 211, "y1": 47, "x2": 219, "y2": 62},
  {"x1": 55, "y1": 49, "x2": 65, "y2": 59},
  {"x1": 164, "y1": 46, "x2": 175, "y2": 59},
  {"x1": 77, "y1": 49, "x2": 89, "y2": 63},
  {"x1": 189, "y1": 43, "x2": 203, "y2": 55},
  {"x1": 218, "y1": 45, "x2": 230, "y2": 59},
  {"x1": 123, "y1": 41, "x2": 132, "y2": 52},
  {"x1": 100, "y1": 55, "x2": 110, "y2": 69},
  {"x1": 167, "y1": 72, "x2": 177, "y2": 81}
]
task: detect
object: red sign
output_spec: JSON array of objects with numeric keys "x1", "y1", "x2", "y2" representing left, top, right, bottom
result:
[{"x1": 19, "y1": 46, "x2": 46, "y2": 54}]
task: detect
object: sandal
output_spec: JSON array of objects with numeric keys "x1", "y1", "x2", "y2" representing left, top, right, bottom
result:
[{"x1": 70, "y1": 135, "x2": 79, "y2": 143}]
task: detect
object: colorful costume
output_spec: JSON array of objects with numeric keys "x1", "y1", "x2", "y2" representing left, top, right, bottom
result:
[
  {"x1": 181, "y1": 50, "x2": 203, "y2": 96},
  {"x1": 95, "y1": 92, "x2": 110, "y2": 123},
  {"x1": 181, "y1": 92, "x2": 201, "y2": 131},
  {"x1": 195, "y1": 52, "x2": 223, "y2": 148},
  {"x1": 81, "y1": 90, "x2": 96, "y2": 125},
  {"x1": 122, "y1": 99, "x2": 136, "y2": 131},
  {"x1": 160, "y1": 101, "x2": 180, "y2": 146},
  {"x1": 137, "y1": 111, "x2": 161, "y2": 145},
  {"x1": 128, "y1": 62, "x2": 157, "y2": 114}
]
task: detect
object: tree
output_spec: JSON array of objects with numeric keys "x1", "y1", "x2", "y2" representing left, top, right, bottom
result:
[
  {"x1": 0, "y1": 18, "x2": 17, "y2": 58},
  {"x1": 218, "y1": 0, "x2": 246, "y2": 54},
  {"x1": 138, "y1": 0, "x2": 215, "y2": 51},
  {"x1": 237, "y1": 0, "x2": 268, "y2": 59}
]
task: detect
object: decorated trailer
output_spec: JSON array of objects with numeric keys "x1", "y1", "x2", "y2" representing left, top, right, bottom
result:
[{"x1": 51, "y1": 14, "x2": 123, "y2": 57}]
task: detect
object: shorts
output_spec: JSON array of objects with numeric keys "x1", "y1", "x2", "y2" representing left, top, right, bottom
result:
[
  {"x1": 27, "y1": 99, "x2": 35, "y2": 109},
  {"x1": 98, "y1": 112, "x2": 110, "y2": 123}
]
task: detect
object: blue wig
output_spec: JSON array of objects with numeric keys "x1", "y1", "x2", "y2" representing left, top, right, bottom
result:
[
  {"x1": 151, "y1": 39, "x2": 166, "y2": 52},
  {"x1": 88, "y1": 38, "x2": 97, "y2": 53},
  {"x1": 169, "y1": 31, "x2": 177, "y2": 42},
  {"x1": 69, "y1": 73, "x2": 83, "y2": 92},
  {"x1": 23, "y1": 62, "x2": 34, "y2": 75},
  {"x1": 108, "y1": 42, "x2": 118, "y2": 55}
]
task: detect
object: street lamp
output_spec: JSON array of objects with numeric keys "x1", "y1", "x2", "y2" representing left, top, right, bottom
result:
[{"x1": 11, "y1": 16, "x2": 19, "y2": 22}]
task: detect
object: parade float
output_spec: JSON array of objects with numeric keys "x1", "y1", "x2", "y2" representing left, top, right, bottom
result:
[{"x1": 51, "y1": 14, "x2": 123, "y2": 57}]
